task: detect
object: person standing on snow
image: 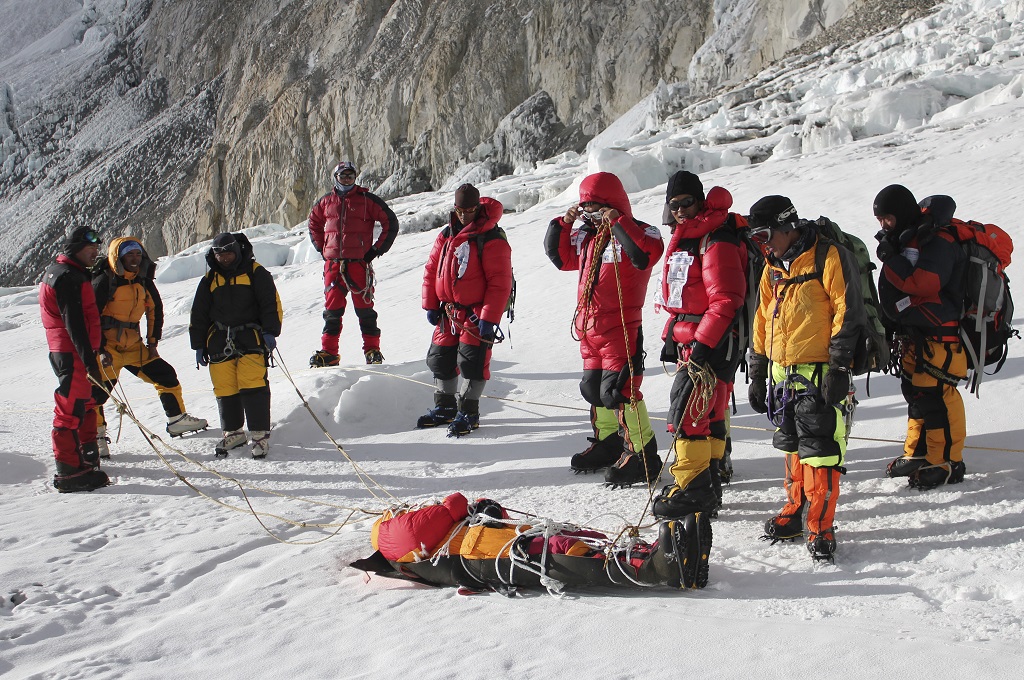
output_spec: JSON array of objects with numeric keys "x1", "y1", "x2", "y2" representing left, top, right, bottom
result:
[
  {"x1": 873, "y1": 184, "x2": 968, "y2": 489},
  {"x1": 39, "y1": 226, "x2": 110, "y2": 492},
  {"x1": 91, "y1": 237, "x2": 208, "y2": 457},
  {"x1": 417, "y1": 184, "x2": 514, "y2": 437},
  {"x1": 651, "y1": 172, "x2": 747, "y2": 522},
  {"x1": 745, "y1": 196, "x2": 865, "y2": 563},
  {"x1": 190, "y1": 233, "x2": 282, "y2": 459},
  {"x1": 308, "y1": 161, "x2": 399, "y2": 367},
  {"x1": 545, "y1": 171, "x2": 665, "y2": 488}
]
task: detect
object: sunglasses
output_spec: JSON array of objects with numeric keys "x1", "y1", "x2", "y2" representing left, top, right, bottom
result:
[
  {"x1": 668, "y1": 197, "x2": 697, "y2": 212},
  {"x1": 579, "y1": 202, "x2": 606, "y2": 213},
  {"x1": 454, "y1": 206, "x2": 479, "y2": 216},
  {"x1": 212, "y1": 244, "x2": 236, "y2": 254}
]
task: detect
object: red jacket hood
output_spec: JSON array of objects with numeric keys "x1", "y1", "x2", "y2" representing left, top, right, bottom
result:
[
  {"x1": 449, "y1": 196, "x2": 503, "y2": 236},
  {"x1": 579, "y1": 172, "x2": 633, "y2": 219},
  {"x1": 669, "y1": 186, "x2": 733, "y2": 246}
]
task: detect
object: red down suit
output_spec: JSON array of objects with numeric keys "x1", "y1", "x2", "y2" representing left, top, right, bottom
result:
[
  {"x1": 308, "y1": 185, "x2": 399, "y2": 260},
  {"x1": 544, "y1": 172, "x2": 664, "y2": 407},
  {"x1": 659, "y1": 187, "x2": 747, "y2": 437},
  {"x1": 421, "y1": 197, "x2": 514, "y2": 326},
  {"x1": 374, "y1": 493, "x2": 470, "y2": 561},
  {"x1": 39, "y1": 254, "x2": 102, "y2": 466}
]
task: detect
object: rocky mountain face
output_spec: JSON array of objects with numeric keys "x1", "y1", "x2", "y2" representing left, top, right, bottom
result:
[{"x1": 0, "y1": 0, "x2": 932, "y2": 285}]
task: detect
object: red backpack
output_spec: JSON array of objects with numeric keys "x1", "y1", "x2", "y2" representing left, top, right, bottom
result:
[{"x1": 921, "y1": 196, "x2": 1017, "y2": 394}]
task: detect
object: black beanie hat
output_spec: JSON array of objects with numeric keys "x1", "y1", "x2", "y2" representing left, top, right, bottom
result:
[
  {"x1": 749, "y1": 195, "x2": 799, "y2": 231},
  {"x1": 455, "y1": 184, "x2": 480, "y2": 208},
  {"x1": 666, "y1": 171, "x2": 704, "y2": 201},
  {"x1": 873, "y1": 184, "x2": 921, "y2": 229},
  {"x1": 64, "y1": 226, "x2": 101, "y2": 256}
]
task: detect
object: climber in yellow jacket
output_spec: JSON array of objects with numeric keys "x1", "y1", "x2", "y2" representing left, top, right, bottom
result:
[{"x1": 91, "y1": 237, "x2": 207, "y2": 456}]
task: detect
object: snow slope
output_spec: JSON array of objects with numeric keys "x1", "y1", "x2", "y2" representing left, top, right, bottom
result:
[{"x1": 2, "y1": 1, "x2": 1024, "y2": 678}]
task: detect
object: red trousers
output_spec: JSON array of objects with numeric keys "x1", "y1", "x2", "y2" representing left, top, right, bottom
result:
[{"x1": 49, "y1": 352, "x2": 98, "y2": 467}]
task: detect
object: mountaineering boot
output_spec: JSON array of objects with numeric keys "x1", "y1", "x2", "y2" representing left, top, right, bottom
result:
[
  {"x1": 908, "y1": 461, "x2": 967, "y2": 490},
  {"x1": 310, "y1": 350, "x2": 340, "y2": 368},
  {"x1": 215, "y1": 430, "x2": 247, "y2": 458},
  {"x1": 447, "y1": 398, "x2": 480, "y2": 438},
  {"x1": 570, "y1": 433, "x2": 624, "y2": 473},
  {"x1": 166, "y1": 413, "x2": 209, "y2": 437},
  {"x1": 709, "y1": 459, "x2": 723, "y2": 518},
  {"x1": 364, "y1": 349, "x2": 384, "y2": 365},
  {"x1": 762, "y1": 512, "x2": 804, "y2": 543},
  {"x1": 653, "y1": 468, "x2": 718, "y2": 519},
  {"x1": 81, "y1": 441, "x2": 101, "y2": 469},
  {"x1": 886, "y1": 454, "x2": 927, "y2": 478},
  {"x1": 808, "y1": 528, "x2": 837, "y2": 563},
  {"x1": 250, "y1": 431, "x2": 270, "y2": 459},
  {"x1": 604, "y1": 437, "x2": 662, "y2": 489},
  {"x1": 54, "y1": 461, "x2": 110, "y2": 493},
  {"x1": 720, "y1": 439, "x2": 733, "y2": 484},
  {"x1": 96, "y1": 425, "x2": 111, "y2": 459},
  {"x1": 659, "y1": 513, "x2": 713, "y2": 589},
  {"x1": 416, "y1": 393, "x2": 458, "y2": 429},
  {"x1": 447, "y1": 412, "x2": 480, "y2": 438}
]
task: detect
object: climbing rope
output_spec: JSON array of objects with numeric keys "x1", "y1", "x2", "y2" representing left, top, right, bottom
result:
[
  {"x1": 271, "y1": 349, "x2": 399, "y2": 504},
  {"x1": 86, "y1": 362, "x2": 393, "y2": 546},
  {"x1": 570, "y1": 222, "x2": 610, "y2": 342}
]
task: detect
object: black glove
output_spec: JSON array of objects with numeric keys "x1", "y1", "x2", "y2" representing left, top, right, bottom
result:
[
  {"x1": 876, "y1": 239, "x2": 897, "y2": 263},
  {"x1": 747, "y1": 352, "x2": 769, "y2": 414},
  {"x1": 364, "y1": 247, "x2": 379, "y2": 263},
  {"x1": 687, "y1": 341, "x2": 712, "y2": 365},
  {"x1": 196, "y1": 349, "x2": 209, "y2": 367},
  {"x1": 478, "y1": 319, "x2": 498, "y2": 338},
  {"x1": 426, "y1": 309, "x2": 441, "y2": 326},
  {"x1": 821, "y1": 363, "x2": 851, "y2": 405},
  {"x1": 748, "y1": 380, "x2": 768, "y2": 414}
]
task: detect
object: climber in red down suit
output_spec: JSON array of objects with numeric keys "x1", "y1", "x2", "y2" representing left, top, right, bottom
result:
[
  {"x1": 545, "y1": 171, "x2": 665, "y2": 489},
  {"x1": 308, "y1": 161, "x2": 399, "y2": 367}
]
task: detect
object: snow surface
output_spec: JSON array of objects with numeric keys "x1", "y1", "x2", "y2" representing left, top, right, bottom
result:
[{"x1": 3, "y1": 1, "x2": 1024, "y2": 678}]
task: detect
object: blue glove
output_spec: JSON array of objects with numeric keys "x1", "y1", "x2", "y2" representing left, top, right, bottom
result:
[
  {"x1": 478, "y1": 319, "x2": 497, "y2": 338},
  {"x1": 196, "y1": 349, "x2": 209, "y2": 366},
  {"x1": 426, "y1": 309, "x2": 441, "y2": 326},
  {"x1": 263, "y1": 333, "x2": 277, "y2": 351}
]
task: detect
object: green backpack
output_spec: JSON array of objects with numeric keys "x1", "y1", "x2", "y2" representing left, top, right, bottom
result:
[{"x1": 810, "y1": 217, "x2": 890, "y2": 376}]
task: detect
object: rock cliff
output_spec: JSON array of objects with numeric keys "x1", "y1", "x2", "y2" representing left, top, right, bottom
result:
[{"x1": 0, "y1": 0, "x2": 934, "y2": 285}]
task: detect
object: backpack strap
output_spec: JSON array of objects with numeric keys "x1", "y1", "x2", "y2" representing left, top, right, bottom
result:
[
  {"x1": 780, "y1": 240, "x2": 829, "y2": 288},
  {"x1": 475, "y1": 226, "x2": 507, "y2": 263}
]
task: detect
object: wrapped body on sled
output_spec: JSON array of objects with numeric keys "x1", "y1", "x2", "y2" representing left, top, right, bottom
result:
[{"x1": 350, "y1": 493, "x2": 712, "y2": 593}]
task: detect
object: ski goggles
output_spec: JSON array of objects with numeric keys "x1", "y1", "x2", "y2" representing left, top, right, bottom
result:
[
  {"x1": 668, "y1": 196, "x2": 697, "y2": 212},
  {"x1": 748, "y1": 205, "x2": 798, "y2": 232},
  {"x1": 81, "y1": 229, "x2": 102, "y2": 244},
  {"x1": 748, "y1": 226, "x2": 772, "y2": 244}
]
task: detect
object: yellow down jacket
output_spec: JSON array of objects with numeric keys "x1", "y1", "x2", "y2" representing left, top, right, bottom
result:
[{"x1": 752, "y1": 233, "x2": 864, "y2": 367}]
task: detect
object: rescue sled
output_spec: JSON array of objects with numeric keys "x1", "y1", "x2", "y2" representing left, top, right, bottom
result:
[{"x1": 350, "y1": 493, "x2": 711, "y2": 593}]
